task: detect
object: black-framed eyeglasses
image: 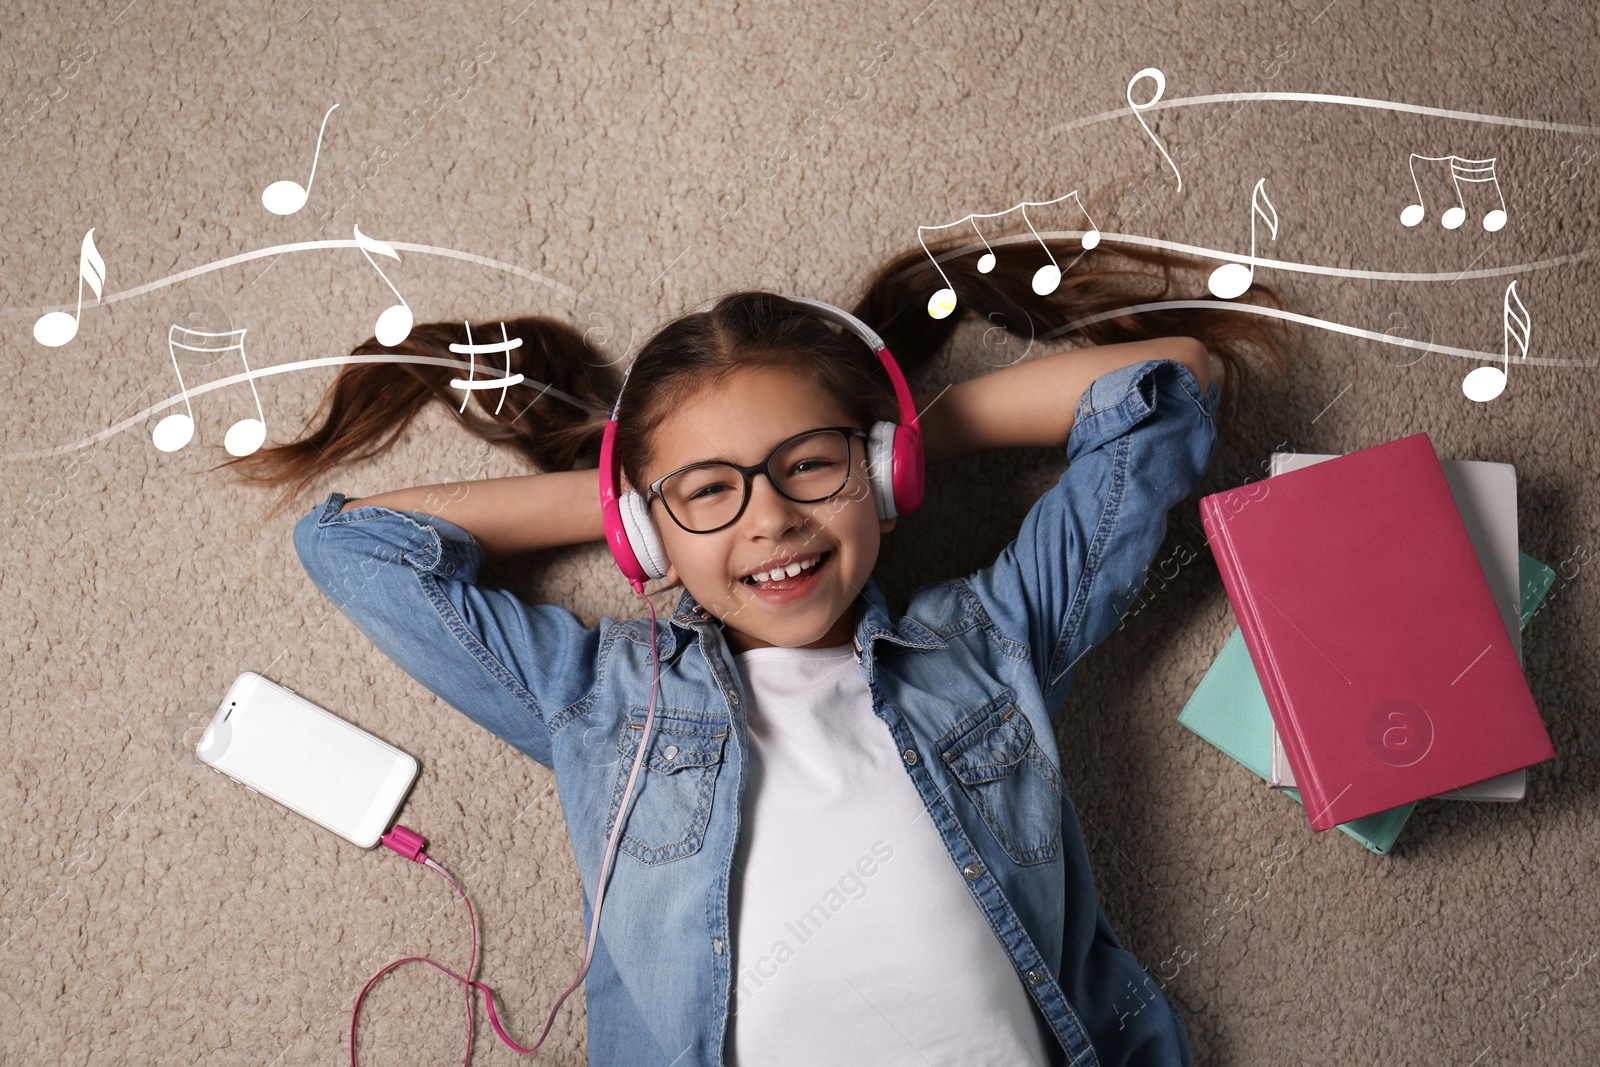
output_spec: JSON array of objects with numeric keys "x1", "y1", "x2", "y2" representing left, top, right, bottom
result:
[{"x1": 645, "y1": 426, "x2": 869, "y2": 534}]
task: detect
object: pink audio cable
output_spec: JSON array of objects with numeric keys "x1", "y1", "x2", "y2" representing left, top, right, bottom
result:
[{"x1": 350, "y1": 591, "x2": 666, "y2": 1065}]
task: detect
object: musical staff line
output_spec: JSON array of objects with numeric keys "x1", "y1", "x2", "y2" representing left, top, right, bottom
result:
[
  {"x1": 6, "y1": 239, "x2": 579, "y2": 317},
  {"x1": 889, "y1": 230, "x2": 1600, "y2": 285},
  {"x1": 1030, "y1": 298, "x2": 1595, "y2": 368},
  {"x1": 3, "y1": 354, "x2": 590, "y2": 462},
  {"x1": 1046, "y1": 91, "x2": 1600, "y2": 138}
]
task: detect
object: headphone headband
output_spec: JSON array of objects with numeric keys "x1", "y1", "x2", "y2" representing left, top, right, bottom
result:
[{"x1": 679, "y1": 295, "x2": 914, "y2": 430}]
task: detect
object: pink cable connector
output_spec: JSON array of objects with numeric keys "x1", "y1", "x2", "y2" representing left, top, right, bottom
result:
[{"x1": 381, "y1": 824, "x2": 428, "y2": 863}]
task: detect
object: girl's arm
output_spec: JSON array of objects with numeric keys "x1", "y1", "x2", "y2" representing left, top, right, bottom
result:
[
  {"x1": 294, "y1": 492, "x2": 604, "y2": 770},
  {"x1": 334, "y1": 336, "x2": 1210, "y2": 561},
  {"x1": 336, "y1": 468, "x2": 604, "y2": 566},
  {"x1": 913, "y1": 336, "x2": 1211, "y2": 464},
  {"x1": 954, "y1": 351, "x2": 1221, "y2": 716}
]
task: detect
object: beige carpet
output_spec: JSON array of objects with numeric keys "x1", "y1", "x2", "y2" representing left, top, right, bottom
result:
[{"x1": 3, "y1": 0, "x2": 1598, "y2": 1063}]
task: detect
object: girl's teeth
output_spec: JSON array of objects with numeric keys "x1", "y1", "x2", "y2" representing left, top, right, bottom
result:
[{"x1": 751, "y1": 556, "x2": 820, "y2": 583}]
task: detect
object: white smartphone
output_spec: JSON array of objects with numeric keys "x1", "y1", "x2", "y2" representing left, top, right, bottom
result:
[{"x1": 196, "y1": 672, "x2": 419, "y2": 848}]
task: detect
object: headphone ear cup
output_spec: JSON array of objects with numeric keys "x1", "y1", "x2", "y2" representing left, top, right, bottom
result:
[
  {"x1": 891, "y1": 423, "x2": 925, "y2": 517},
  {"x1": 867, "y1": 421, "x2": 899, "y2": 520},
  {"x1": 619, "y1": 490, "x2": 670, "y2": 581}
]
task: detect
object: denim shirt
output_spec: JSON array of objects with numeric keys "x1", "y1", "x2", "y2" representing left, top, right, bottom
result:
[{"x1": 293, "y1": 358, "x2": 1219, "y2": 1067}]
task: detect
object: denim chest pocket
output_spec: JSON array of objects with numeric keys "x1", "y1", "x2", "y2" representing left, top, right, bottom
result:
[
  {"x1": 608, "y1": 706, "x2": 729, "y2": 865},
  {"x1": 938, "y1": 691, "x2": 1063, "y2": 866}
]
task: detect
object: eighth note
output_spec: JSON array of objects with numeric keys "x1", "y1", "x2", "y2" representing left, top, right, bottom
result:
[
  {"x1": 1208, "y1": 178, "x2": 1279, "y2": 300},
  {"x1": 449, "y1": 321, "x2": 525, "y2": 414},
  {"x1": 262, "y1": 104, "x2": 339, "y2": 216},
  {"x1": 352, "y1": 224, "x2": 414, "y2": 346},
  {"x1": 34, "y1": 229, "x2": 106, "y2": 347},
  {"x1": 1400, "y1": 153, "x2": 1508, "y2": 232},
  {"x1": 1462, "y1": 279, "x2": 1528, "y2": 403},
  {"x1": 153, "y1": 325, "x2": 269, "y2": 456}
]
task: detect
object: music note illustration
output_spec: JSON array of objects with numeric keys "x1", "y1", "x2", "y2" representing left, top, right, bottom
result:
[
  {"x1": 262, "y1": 104, "x2": 339, "y2": 216},
  {"x1": 448, "y1": 321, "x2": 525, "y2": 414},
  {"x1": 973, "y1": 222, "x2": 997, "y2": 274},
  {"x1": 1208, "y1": 178, "x2": 1279, "y2": 300},
  {"x1": 1463, "y1": 279, "x2": 1528, "y2": 402},
  {"x1": 1128, "y1": 67, "x2": 1181, "y2": 192},
  {"x1": 1018, "y1": 204, "x2": 1064, "y2": 297},
  {"x1": 919, "y1": 190, "x2": 1101, "y2": 318},
  {"x1": 352, "y1": 224, "x2": 414, "y2": 346},
  {"x1": 34, "y1": 229, "x2": 106, "y2": 347},
  {"x1": 1399, "y1": 153, "x2": 1508, "y2": 232},
  {"x1": 152, "y1": 325, "x2": 268, "y2": 456}
]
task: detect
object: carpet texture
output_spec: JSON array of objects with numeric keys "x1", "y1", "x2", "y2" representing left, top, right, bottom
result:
[{"x1": 2, "y1": 1, "x2": 1598, "y2": 1064}]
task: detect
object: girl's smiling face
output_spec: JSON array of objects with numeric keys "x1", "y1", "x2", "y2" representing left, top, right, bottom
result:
[{"x1": 640, "y1": 363, "x2": 897, "y2": 654}]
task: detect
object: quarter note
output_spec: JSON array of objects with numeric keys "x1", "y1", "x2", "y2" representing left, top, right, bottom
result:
[
  {"x1": 152, "y1": 326, "x2": 269, "y2": 456},
  {"x1": 1128, "y1": 67, "x2": 1182, "y2": 192},
  {"x1": 448, "y1": 320, "x2": 525, "y2": 414},
  {"x1": 1208, "y1": 178, "x2": 1279, "y2": 300},
  {"x1": 262, "y1": 104, "x2": 339, "y2": 216},
  {"x1": 352, "y1": 224, "x2": 414, "y2": 346},
  {"x1": 34, "y1": 229, "x2": 106, "y2": 347},
  {"x1": 1462, "y1": 279, "x2": 1528, "y2": 402},
  {"x1": 1400, "y1": 153, "x2": 1508, "y2": 232}
]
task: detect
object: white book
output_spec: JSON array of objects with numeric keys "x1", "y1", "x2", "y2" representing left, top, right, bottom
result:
[{"x1": 1265, "y1": 451, "x2": 1527, "y2": 802}]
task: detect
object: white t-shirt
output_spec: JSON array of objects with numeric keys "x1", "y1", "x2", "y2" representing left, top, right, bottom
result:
[{"x1": 726, "y1": 643, "x2": 1054, "y2": 1067}]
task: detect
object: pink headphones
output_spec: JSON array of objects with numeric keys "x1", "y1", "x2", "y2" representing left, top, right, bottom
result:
[{"x1": 597, "y1": 295, "x2": 925, "y2": 594}]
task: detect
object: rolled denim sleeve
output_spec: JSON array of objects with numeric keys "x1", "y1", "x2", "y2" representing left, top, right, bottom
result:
[
  {"x1": 292, "y1": 492, "x2": 604, "y2": 768},
  {"x1": 964, "y1": 358, "x2": 1220, "y2": 714}
]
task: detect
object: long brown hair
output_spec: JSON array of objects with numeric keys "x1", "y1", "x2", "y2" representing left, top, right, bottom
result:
[{"x1": 215, "y1": 232, "x2": 1285, "y2": 519}]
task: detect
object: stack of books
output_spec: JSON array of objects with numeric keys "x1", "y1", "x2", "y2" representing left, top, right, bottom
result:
[{"x1": 1178, "y1": 434, "x2": 1557, "y2": 853}]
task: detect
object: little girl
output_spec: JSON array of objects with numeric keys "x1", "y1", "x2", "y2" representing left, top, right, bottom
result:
[{"x1": 229, "y1": 236, "x2": 1281, "y2": 1066}]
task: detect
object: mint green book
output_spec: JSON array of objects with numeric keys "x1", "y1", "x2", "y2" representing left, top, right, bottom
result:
[{"x1": 1178, "y1": 551, "x2": 1555, "y2": 854}]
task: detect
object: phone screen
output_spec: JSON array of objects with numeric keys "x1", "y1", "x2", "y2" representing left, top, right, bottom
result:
[{"x1": 197, "y1": 673, "x2": 417, "y2": 847}]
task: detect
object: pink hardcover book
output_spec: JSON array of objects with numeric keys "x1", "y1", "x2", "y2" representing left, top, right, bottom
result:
[{"x1": 1198, "y1": 432, "x2": 1554, "y2": 831}]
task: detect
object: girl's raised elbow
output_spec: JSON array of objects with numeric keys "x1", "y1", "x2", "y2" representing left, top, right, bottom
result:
[{"x1": 1172, "y1": 337, "x2": 1212, "y2": 391}]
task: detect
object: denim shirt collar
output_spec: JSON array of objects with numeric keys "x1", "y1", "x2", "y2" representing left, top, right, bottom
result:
[{"x1": 660, "y1": 574, "x2": 947, "y2": 659}]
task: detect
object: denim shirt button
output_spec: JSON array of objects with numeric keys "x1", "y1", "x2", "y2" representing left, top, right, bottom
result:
[
  {"x1": 962, "y1": 862, "x2": 983, "y2": 880},
  {"x1": 901, "y1": 748, "x2": 919, "y2": 766},
  {"x1": 712, "y1": 938, "x2": 725, "y2": 955},
  {"x1": 1025, "y1": 969, "x2": 1047, "y2": 985},
  {"x1": 443, "y1": 561, "x2": 455, "y2": 575},
  {"x1": 725, "y1": 689, "x2": 739, "y2": 705},
  {"x1": 662, "y1": 745, "x2": 679, "y2": 761}
]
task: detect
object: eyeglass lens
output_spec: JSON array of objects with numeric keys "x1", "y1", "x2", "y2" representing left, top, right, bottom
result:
[{"x1": 660, "y1": 429, "x2": 853, "y2": 532}]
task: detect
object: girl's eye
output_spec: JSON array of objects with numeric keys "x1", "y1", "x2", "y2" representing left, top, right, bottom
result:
[{"x1": 685, "y1": 482, "x2": 732, "y2": 501}]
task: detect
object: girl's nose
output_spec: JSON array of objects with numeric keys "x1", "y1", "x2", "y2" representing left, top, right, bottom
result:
[{"x1": 742, "y1": 470, "x2": 808, "y2": 535}]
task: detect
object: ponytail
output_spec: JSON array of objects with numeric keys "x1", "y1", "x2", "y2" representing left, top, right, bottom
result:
[
  {"x1": 212, "y1": 316, "x2": 622, "y2": 519},
  {"x1": 851, "y1": 235, "x2": 1284, "y2": 453}
]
